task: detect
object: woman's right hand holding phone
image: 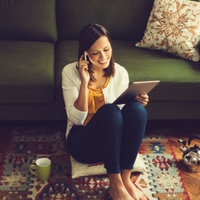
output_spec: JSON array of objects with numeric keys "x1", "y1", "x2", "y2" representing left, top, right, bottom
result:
[
  {"x1": 74, "y1": 53, "x2": 90, "y2": 112},
  {"x1": 77, "y1": 54, "x2": 90, "y2": 85}
]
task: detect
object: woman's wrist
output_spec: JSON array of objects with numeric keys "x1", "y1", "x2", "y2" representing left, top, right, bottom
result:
[{"x1": 80, "y1": 81, "x2": 89, "y2": 89}]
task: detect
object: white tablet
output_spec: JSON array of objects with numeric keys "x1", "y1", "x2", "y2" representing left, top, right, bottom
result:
[{"x1": 113, "y1": 80, "x2": 160, "y2": 104}]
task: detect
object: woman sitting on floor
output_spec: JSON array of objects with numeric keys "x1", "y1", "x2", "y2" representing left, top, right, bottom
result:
[{"x1": 62, "y1": 23, "x2": 149, "y2": 200}]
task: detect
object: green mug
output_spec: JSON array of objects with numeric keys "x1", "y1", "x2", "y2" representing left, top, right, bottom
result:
[{"x1": 29, "y1": 158, "x2": 51, "y2": 182}]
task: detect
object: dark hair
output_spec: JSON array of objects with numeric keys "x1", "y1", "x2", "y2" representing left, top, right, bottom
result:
[{"x1": 78, "y1": 24, "x2": 115, "y2": 80}]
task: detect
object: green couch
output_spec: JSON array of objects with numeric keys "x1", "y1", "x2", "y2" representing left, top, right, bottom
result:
[{"x1": 0, "y1": 0, "x2": 200, "y2": 121}]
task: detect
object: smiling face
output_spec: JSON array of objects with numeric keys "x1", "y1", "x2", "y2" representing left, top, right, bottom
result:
[{"x1": 87, "y1": 36, "x2": 112, "y2": 71}]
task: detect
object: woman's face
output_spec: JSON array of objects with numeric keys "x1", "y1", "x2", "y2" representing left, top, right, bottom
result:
[{"x1": 87, "y1": 36, "x2": 112, "y2": 70}]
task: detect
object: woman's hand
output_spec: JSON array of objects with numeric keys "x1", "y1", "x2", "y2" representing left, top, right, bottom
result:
[
  {"x1": 74, "y1": 54, "x2": 90, "y2": 112},
  {"x1": 135, "y1": 94, "x2": 149, "y2": 106},
  {"x1": 77, "y1": 54, "x2": 90, "y2": 85}
]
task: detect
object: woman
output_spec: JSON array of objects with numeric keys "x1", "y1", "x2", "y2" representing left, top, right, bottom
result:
[{"x1": 62, "y1": 23, "x2": 148, "y2": 200}]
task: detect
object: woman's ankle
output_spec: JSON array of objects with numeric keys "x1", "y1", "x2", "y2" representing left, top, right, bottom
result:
[
  {"x1": 108, "y1": 173, "x2": 124, "y2": 188},
  {"x1": 121, "y1": 169, "x2": 132, "y2": 182}
]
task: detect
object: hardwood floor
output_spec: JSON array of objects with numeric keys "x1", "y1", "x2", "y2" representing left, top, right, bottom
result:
[{"x1": 0, "y1": 120, "x2": 200, "y2": 199}]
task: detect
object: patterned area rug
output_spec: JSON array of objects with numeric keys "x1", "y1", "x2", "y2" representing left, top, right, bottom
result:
[
  {"x1": 133, "y1": 135, "x2": 190, "y2": 200},
  {"x1": 0, "y1": 126, "x2": 190, "y2": 200}
]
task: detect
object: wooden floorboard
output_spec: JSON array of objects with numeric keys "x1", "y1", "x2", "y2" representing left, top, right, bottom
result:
[{"x1": 0, "y1": 120, "x2": 200, "y2": 199}]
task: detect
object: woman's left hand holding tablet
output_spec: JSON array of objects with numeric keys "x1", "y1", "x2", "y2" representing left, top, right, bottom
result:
[{"x1": 135, "y1": 94, "x2": 149, "y2": 106}]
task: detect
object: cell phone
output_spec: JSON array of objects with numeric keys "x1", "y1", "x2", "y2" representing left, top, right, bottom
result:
[
  {"x1": 84, "y1": 51, "x2": 87, "y2": 60},
  {"x1": 76, "y1": 51, "x2": 88, "y2": 69}
]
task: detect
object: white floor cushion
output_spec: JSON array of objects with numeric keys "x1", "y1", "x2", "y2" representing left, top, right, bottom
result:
[{"x1": 70, "y1": 154, "x2": 147, "y2": 178}]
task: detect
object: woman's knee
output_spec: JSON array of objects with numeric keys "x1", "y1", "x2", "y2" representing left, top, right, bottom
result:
[
  {"x1": 98, "y1": 104, "x2": 122, "y2": 119},
  {"x1": 122, "y1": 101, "x2": 148, "y2": 122},
  {"x1": 100, "y1": 103, "x2": 119, "y2": 112}
]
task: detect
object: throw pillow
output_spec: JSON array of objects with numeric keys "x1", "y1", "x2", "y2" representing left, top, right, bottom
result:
[
  {"x1": 136, "y1": 0, "x2": 200, "y2": 62},
  {"x1": 70, "y1": 154, "x2": 147, "y2": 179}
]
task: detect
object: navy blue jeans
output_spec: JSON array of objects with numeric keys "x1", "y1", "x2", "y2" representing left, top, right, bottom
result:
[{"x1": 66, "y1": 101, "x2": 148, "y2": 174}]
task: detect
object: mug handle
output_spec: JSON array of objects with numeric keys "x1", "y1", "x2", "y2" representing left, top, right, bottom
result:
[{"x1": 29, "y1": 164, "x2": 37, "y2": 176}]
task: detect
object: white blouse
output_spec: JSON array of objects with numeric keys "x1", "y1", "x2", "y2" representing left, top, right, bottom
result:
[{"x1": 62, "y1": 62, "x2": 129, "y2": 139}]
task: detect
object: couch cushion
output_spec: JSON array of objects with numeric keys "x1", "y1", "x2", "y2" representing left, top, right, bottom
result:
[
  {"x1": 0, "y1": 41, "x2": 55, "y2": 104},
  {"x1": 56, "y1": 40, "x2": 200, "y2": 103},
  {"x1": 56, "y1": 0, "x2": 154, "y2": 40},
  {"x1": 0, "y1": 0, "x2": 57, "y2": 42},
  {"x1": 113, "y1": 41, "x2": 200, "y2": 101}
]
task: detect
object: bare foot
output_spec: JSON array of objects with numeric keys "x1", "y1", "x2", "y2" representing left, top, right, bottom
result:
[
  {"x1": 123, "y1": 178, "x2": 147, "y2": 200},
  {"x1": 108, "y1": 173, "x2": 134, "y2": 200},
  {"x1": 108, "y1": 184, "x2": 134, "y2": 200}
]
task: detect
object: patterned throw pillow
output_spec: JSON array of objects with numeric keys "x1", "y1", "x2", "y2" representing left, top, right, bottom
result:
[
  {"x1": 70, "y1": 154, "x2": 147, "y2": 178},
  {"x1": 136, "y1": 0, "x2": 200, "y2": 62}
]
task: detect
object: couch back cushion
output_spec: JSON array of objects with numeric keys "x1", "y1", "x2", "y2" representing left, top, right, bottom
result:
[
  {"x1": 0, "y1": 0, "x2": 57, "y2": 42},
  {"x1": 56, "y1": 0, "x2": 154, "y2": 40}
]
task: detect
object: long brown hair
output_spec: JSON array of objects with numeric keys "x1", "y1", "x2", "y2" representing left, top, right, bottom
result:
[{"x1": 78, "y1": 24, "x2": 115, "y2": 80}]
